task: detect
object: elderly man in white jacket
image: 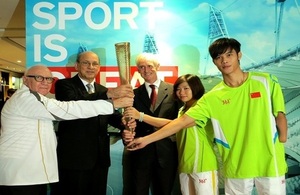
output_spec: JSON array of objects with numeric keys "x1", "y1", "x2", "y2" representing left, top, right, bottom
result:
[{"x1": 0, "y1": 65, "x2": 134, "y2": 195}]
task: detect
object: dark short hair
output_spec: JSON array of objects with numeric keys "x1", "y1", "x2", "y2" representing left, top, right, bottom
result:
[
  {"x1": 173, "y1": 74, "x2": 205, "y2": 100},
  {"x1": 209, "y1": 38, "x2": 241, "y2": 59}
]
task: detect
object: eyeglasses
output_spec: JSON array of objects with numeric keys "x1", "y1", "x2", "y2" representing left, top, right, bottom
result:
[
  {"x1": 79, "y1": 61, "x2": 100, "y2": 67},
  {"x1": 26, "y1": 75, "x2": 55, "y2": 84}
]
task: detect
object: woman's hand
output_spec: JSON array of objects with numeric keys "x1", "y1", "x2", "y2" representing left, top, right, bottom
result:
[
  {"x1": 123, "y1": 107, "x2": 140, "y2": 120},
  {"x1": 122, "y1": 129, "x2": 136, "y2": 145},
  {"x1": 126, "y1": 137, "x2": 149, "y2": 151}
]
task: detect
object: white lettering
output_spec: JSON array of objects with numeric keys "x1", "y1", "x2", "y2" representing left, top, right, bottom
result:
[
  {"x1": 58, "y1": 2, "x2": 82, "y2": 29},
  {"x1": 114, "y1": 2, "x2": 138, "y2": 29},
  {"x1": 85, "y1": 2, "x2": 111, "y2": 29},
  {"x1": 52, "y1": 71, "x2": 65, "y2": 80},
  {"x1": 33, "y1": 34, "x2": 41, "y2": 62},
  {"x1": 32, "y1": 2, "x2": 56, "y2": 30},
  {"x1": 32, "y1": 1, "x2": 164, "y2": 30},
  {"x1": 44, "y1": 34, "x2": 67, "y2": 62},
  {"x1": 100, "y1": 71, "x2": 119, "y2": 88},
  {"x1": 140, "y1": 2, "x2": 163, "y2": 29},
  {"x1": 131, "y1": 71, "x2": 144, "y2": 86}
]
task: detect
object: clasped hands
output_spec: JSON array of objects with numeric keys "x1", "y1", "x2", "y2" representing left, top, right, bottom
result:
[
  {"x1": 107, "y1": 84, "x2": 134, "y2": 109},
  {"x1": 122, "y1": 107, "x2": 147, "y2": 150},
  {"x1": 121, "y1": 108, "x2": 136, "y2": 145},
  {"x1": 108, "y1": 85, "x2": 148, "y2": 150}
]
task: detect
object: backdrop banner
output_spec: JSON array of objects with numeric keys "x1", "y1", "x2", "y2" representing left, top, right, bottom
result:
[{"x1": 26, "y1": 1, "x2": 300, "y2": 194}]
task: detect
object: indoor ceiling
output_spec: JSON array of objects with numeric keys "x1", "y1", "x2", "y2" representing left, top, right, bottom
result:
[{"x1": 0, "y1": 0, "x2": 25, "y2": 73}]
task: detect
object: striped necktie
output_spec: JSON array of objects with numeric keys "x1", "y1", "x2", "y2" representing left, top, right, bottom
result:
[{"x1": 86, "y1": 83, "x2": 94, "y2": 94}]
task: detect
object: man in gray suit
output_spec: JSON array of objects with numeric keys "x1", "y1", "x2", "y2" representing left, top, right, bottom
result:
[{"x1": 122, "y1": 53, "x2": 181, "y2": 195}]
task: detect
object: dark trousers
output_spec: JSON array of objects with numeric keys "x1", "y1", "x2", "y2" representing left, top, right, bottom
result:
[
  {"x1": 0, "y1": 184, "x2": 47, "y2": 195},
  {"x1": 122, "y1": 145, "x2": 178, "y2": 195},
  {"x1": 134, "y1": 161, "x2": 177, "y2": 195},
  {"x1": 122, "y1": 149, "x2": 135, "y2": 195},
  {"x1": 53, "y1": 164, "x2": 109, "y2": 195}
]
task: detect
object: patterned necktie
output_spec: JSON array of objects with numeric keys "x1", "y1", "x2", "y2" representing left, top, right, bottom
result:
[
  {"x1": 150, "y1": 84, "x2": 157, "y2": 108},
  {"x1": 86, "y1": 83, "x2": 94, "y2": 94}
]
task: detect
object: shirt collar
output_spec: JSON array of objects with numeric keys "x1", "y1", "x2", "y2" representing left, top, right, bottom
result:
[
  {"x1": 78, "y1": 76, "x2": 95, "y2": 86},
  {"x1": 145, "y1": 79, "x2": 161, "y2": 89}
]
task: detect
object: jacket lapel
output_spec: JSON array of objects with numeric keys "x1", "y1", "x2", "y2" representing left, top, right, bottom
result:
[
  {"x1": 73, "y1": 74, "x2": 89, "y2": 95},
  {"x1": 135, "y1": 82, "x2": 171, "y2": 112},
  {"x1": 154, "y1": 81, "x2": 170, "y2": 111},
  {"x1": 135, "y1": 84, "x2": 151, "y2": 108}
]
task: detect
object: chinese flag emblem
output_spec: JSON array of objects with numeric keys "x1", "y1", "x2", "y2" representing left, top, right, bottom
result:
[{"x1": 251, "y1": 92, "x2": 261, "y2": 98}]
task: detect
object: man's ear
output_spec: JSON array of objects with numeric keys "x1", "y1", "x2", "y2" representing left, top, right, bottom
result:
[
  {"x1": 156, "y1": 63, "x2": 160, "y2": 71},
  {"x1": 22, "y1": 76, "x2": 27, "y2": 84},
  {"x1": 238, "y1": 52, "x2": 242, "y2": 60},
  {"x1": 75, "y1": 62, "x2": 79, "y2": 70}
]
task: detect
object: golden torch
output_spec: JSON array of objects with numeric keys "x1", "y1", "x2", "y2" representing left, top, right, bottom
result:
[
  {"x1": 115, "y1": 42, "x2": 132, "y2": 132},
  {"x1": 115, "y1": 42, "x2": 131, "y2": 84}
]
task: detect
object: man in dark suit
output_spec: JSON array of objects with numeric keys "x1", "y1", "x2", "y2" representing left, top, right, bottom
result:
[
  {"x1": 54, "y1": 51, "x2": 134, "y2": 195},
  {"x1": 122, "y1": 53, "x2": 181, "y2": 195}
]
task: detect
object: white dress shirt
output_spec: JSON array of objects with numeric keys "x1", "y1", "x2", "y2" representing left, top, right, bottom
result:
[{"x1": 145, "y1": 79, "x2": 161, "y2": 97}]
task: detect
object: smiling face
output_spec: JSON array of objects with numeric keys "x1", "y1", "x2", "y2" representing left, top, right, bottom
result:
[
  {"x1": 136, "y1": 53, "x2": 159, "y2": 84},
  {"x1": 173, "y1": 74, "x2": 205, "y2": 110},
  {"x1": 175, "y1": 81, "x2": 193, "y2": 103},
  {"x1": 137, "y1": 61, "x2": 159, "y2": 83},
  {"x1": 23, "y1": 65, "x2": 54, "y2": 96},
  {"x1": 75, "y1": 51, "x2": 100, "y2": 83}
]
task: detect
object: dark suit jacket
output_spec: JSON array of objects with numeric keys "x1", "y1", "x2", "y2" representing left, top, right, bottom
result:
[
  {"x1": 130, "y1": 81, "x2": 181, "y2": 168},
  {"x1": 55, "y1": 74, "x2": 124, "y2": 170}
]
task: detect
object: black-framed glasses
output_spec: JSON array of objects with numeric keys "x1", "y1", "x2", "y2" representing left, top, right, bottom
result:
[
  {"x1": 79, "y1": 61, "x2": 100, "y2": 67},
  {"x1": 26, "y1": 75, "x2": 55, "y2": 84}
]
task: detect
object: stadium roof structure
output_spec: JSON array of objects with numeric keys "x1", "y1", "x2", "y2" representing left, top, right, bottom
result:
[{"x1": 254, "y1": 59, "x2": 300, "y2": 90}]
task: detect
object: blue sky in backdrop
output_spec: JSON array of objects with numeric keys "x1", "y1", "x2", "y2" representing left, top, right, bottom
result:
[{"x1": 26, "y1": 0, "x2": 300, "y2": 75}]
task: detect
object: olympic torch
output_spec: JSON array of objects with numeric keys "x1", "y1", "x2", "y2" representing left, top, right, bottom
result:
[
  {"x1": 115, "y1": 42, "x2": 131, "y2": 84},
  {"x1": 115, "y1": 42, "x2": 132, "y2": 132}
]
